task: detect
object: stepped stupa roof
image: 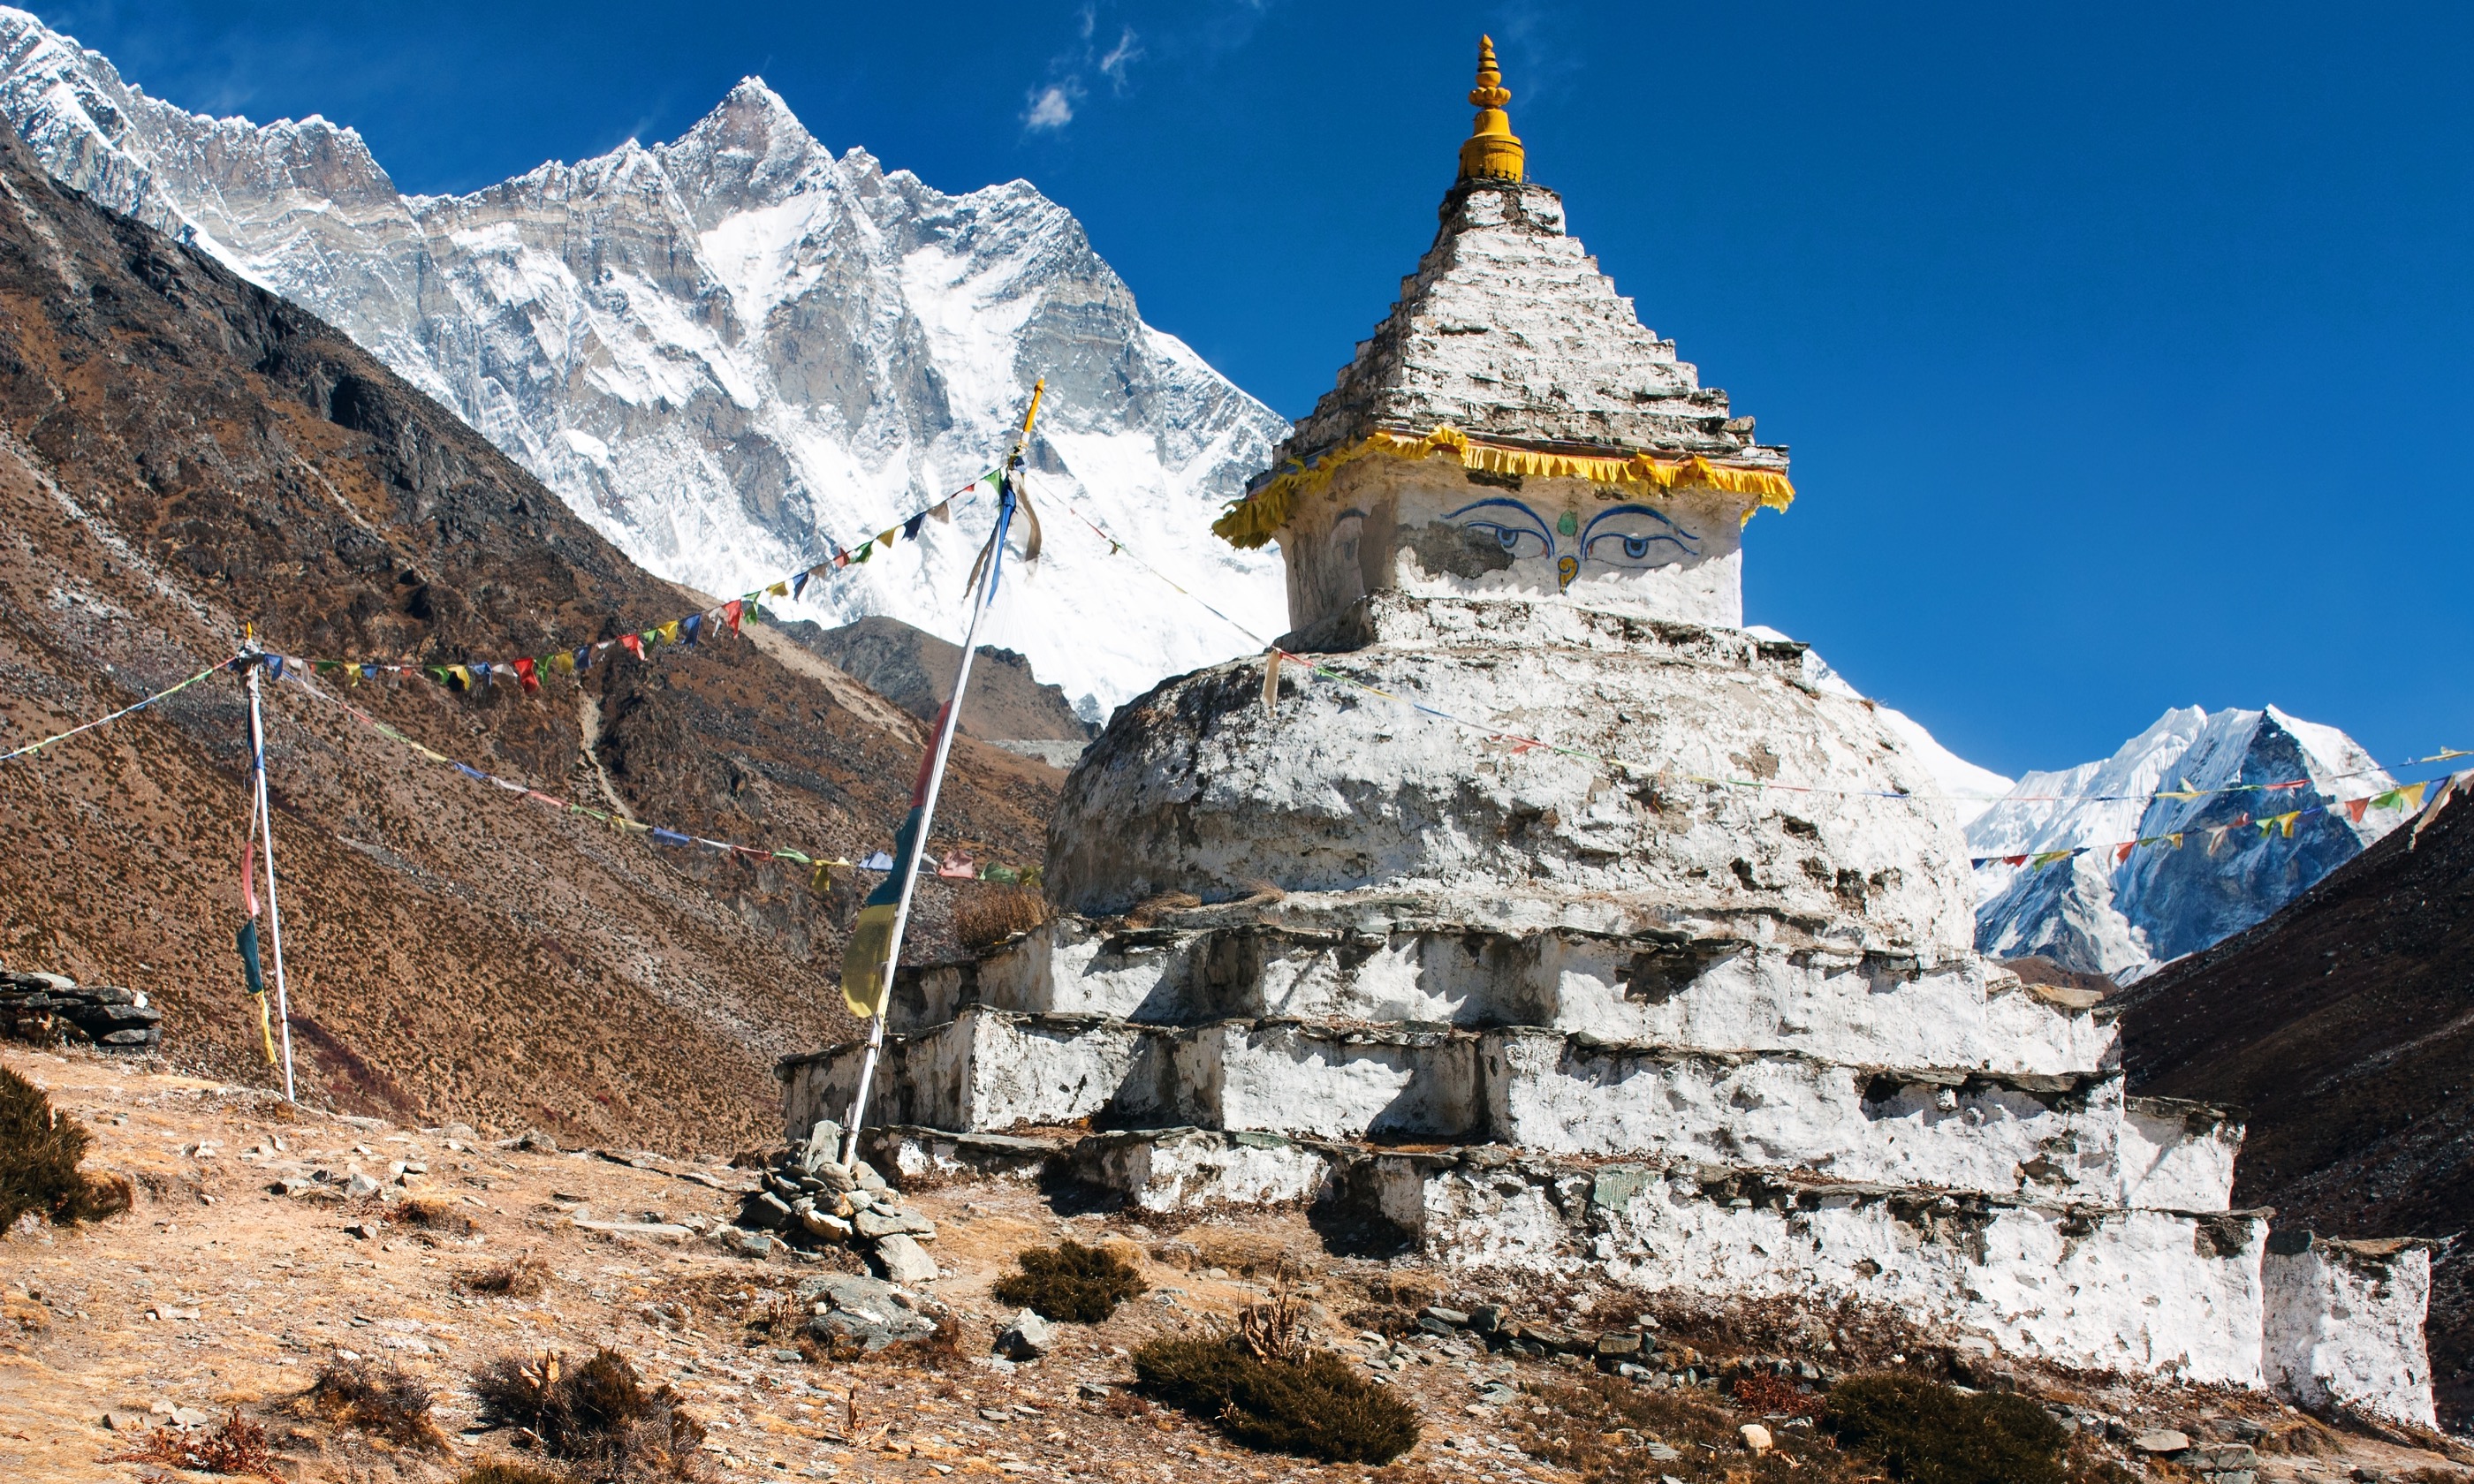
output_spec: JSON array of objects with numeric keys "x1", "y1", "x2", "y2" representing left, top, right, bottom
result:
[{"x1": 1216, "y1": 38, "x2": 1792, "y2": 549}]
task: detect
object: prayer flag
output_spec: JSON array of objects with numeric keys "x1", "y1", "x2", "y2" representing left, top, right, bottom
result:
[
  {"x1": 2344, "y1": 797, "x2": 2370, "y2": 823},
  {"x1": 2002, "y1": 854, "x2": 2027, "y2": 867},
  {"x1": 809, "y1": 860, "x2": 833, "y2": 895},
  {"x1": 902, "y1": 512, "x2": 927, "y2": 541},
  {"x1": 876, "y1": 526, "x2": 898, "y2": 547},
  {"x1": 937, "y1": 851, "x2": 976, "y2": 879},
  {"x1": 930, "y1": 499, "x2": 953, "y2": 524},
  {"x1": 649, "y1": 828, "x2": 693, "y2": 846},
  {"x1": 681, "y1": 613, "x2": 702, "y2": 647},
  {"x1": 514, "y1": 656, "x2": 541, "y2": 693},
  {"x1": 2030, "y1": 850, "x2": 2075, "y2": 868},
  {"x1": 843, "y1": 716, "x2": 945, "y2": 1018},
  {"x1": 794, "y1": 571, "x2": 814, "y2": 596},
  {"x1": 656, "y1": 621, "x2": 680, "y2": 645},
  {"x1": 723, "y1": 599, "x2": 743, "y2": 634},
  {"x1": 2400, "y1": 782, "x2": 2430, "y2": 813},
  {"x1": 859, "y1": 851, "x2": 895, "y2": 871},
  {"x1": 236, "y1": 920, "x2": 265, "y2": 998},
  {"x1": 549, "y1": 651, "x2": 575, "y2": 675},
  {"x1": 471, "y1": 663, "x2": 492, "y2": 692},
  {"x1": 447, "y1": 664, "x2": 473, "y2": 690},
  {"x1": 2114, "y1": 841, "x2": 2135, "y2": 865},
  {"x1": 315, "y1": 660, "x2": 341, "y2": 676},
  {"x1": 854, "y1": 541, "x2": 874, "y2": 564},
  {"x1": 767, "y1": 580, "x2": 790, "y2": 597},
  {"x1": 265, "y1": 655, "x2": 286, "y2": 680}
]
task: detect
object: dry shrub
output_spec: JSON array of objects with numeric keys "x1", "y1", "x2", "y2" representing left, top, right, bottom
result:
[
  {"x1": 991, "y1": 1240, "x2": 1146, "y2": 1322},
  {"x1": 465, "y1": 1251, "x2": 550, "y2": 1298},
  {"x1": 1131, "y1": 1336, "x2": 1419, "y2": 1465},
  {"x1": 458, "y1": 1464, "x2": 570, "y2": 1484},
  {"x1": 471, "y1": 1348, "x2": 705, "y2": 1480},
  {"x1": 1732, "y1": 1368, "x2": 1826, "y2": 1420},
  {"x1": 954, "y1": 887, "x2": 1049, "y2": 951},
  {"x1": 398, "y1": 1195, "x2": 477, "y2": 1235},
  {"x1": 1122, "y1": 891, "x2": 1202, "y2": 928},
  {"x1": 115, "y1": 1410, "x2": 277, "y2": 1477},
  {"x1": 308, "y1": 1356, "x2": 444, "y2": 1448},
  {"x1": 1825, "y1": 1374, "x2": 2066, "y2": 1484},
  {"x1": 0, "y1": 1064, "x2": 132, "y2": 1228}
]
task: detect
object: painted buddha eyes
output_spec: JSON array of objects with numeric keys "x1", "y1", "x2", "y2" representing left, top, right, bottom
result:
[
  {"x1": 1581, "y1": 504, "x2": 1699, "y2": 568},
  {"x1": 1446, "y1": 498, "x2": 1554, "y2": 559}
]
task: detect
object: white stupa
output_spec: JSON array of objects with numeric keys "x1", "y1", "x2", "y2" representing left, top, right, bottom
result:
[{"x1": 785, "y1": 39, "x2": 2433, "y2": 1424}]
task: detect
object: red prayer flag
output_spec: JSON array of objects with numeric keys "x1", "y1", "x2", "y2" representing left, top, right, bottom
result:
[
  {"x1": 514, "y1": 656, "x2": 541, "y2": 693},
  {"x1": 2114, "y1": 841, "x2": 2135, "y2": 865},
  {"x1": 619, "y1": 632, "x2": 645, "y2": 661},
  {"x1": 2344, "y1": 797, "x2": 2370, "y2": 823},
  {"x1": 723, "y1": 598, "x2": 743, "y2": 633},
  {"x1": 2002, "y1": 854, "x2": 2027, "y2": 867}
]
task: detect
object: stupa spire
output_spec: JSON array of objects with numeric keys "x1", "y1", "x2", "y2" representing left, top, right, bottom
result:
[{"x1": 1457, "y1": 35, "x2": 1524, "y2": 182}]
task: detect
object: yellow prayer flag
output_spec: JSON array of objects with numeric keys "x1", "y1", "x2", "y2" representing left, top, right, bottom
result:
[
  {"x1": 876, "y1": 527, "x2": 898, "y2": 547},
  {"x1": 767, "y1": 581, "x2": 790, "y2": 597},
  {"x1": 656, "y1": 620, "x2": 680, "y2": 644},
  {"x1": 549, "y1": 651, "x2": 576, "y2": 674}
]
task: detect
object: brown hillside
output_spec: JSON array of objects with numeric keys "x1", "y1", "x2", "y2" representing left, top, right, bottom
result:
[
  {"x1": 0, "y1": 128, "x2": 1053, "y2": 1154},
  {"x1": 788, "y1": 615, "x2": 1097, "y2": 742},
  {"x1": 2120, "y1": 784, "x2": 2474, "y2": 1424}
]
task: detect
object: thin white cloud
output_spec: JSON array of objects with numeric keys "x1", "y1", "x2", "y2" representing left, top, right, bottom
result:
[
  {"x1": 1023, "y1": 84, "x2": 1077, "y2": 131},
  {"x1": 1097, "y1": 26, "x2": 1142, "y2": 89}
]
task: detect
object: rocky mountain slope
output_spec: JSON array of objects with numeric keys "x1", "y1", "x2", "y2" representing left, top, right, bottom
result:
[
  {"x1": 2118, "y1": 779, "x2": 2474, "y2": 1426},
  {"x1": 0, "y1": 9, "x2": 1289, "y2": 721},
  {"x1": 0, "y1": 119, "x2": 1052, "y2": 1152},
  {"x1": 790, "y1": 616, "x2": 1093, "y2": 743},
  {"x1": 1967, "y1": 706, "x2": 2405, "y2": 980}
]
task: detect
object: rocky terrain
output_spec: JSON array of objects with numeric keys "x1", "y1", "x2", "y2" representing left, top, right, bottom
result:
[
  {"x1": 9, "y1": 1042, "x2": 2471, "y2": 1484},
  {"x1": 2121, "y1": 777, "x2": 2474, "y2": 1427},
  {"x1": 0, "y1": 10, "x2": 1291, "y2": 719},
  {"x1": 0, "y1": 118, "x2": 1051, "y2": 1152},
  {"x1": 791, "y1": 617, "x2": 1095, "y2": 745}
]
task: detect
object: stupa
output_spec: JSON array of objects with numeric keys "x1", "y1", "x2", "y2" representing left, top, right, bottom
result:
[{"x1": 784, "y1": 39, "x2": 2434, "y2": 1421}]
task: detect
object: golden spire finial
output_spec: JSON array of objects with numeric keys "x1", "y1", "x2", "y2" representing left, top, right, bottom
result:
[{"x1": 1457, "y1": 35, "x2": 1524, "y2": 183}]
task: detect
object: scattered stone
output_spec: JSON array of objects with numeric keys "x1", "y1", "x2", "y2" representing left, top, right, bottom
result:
[
  {"x1": 799, "y1": 1209, "x2": 853, "y2": 1241},
  {"x1": 732, "y1": 1231, "x2": 777, "y2": 1258},
  {"x1": 2133, "y1": 1430, "x2": 2194, "y2": 1454},
  {"x1": 1645, "y1": 1442, "x2": 1681, "y2": 1461},
  {"x1": 741, "y1": 1191, "x2": 793, "y2": 1230},
  {"x1": 871, "y1": 1232, "x2": 939, "y2": 1284},
  {"x1": 800, "y1": 1273, "x2": 937, "y2": 1352},
  {"x1": 1596, "y1": 1331, "x2": 1643, "y2": 1358},
  {"x1": 1739, "y1": 1423, "x2": 1772, "y2": 1456},
  {"x1": 853, "y1": 1206, "x2": 935, "y2": 1241},
  {"x1": 996, "y1": 1309, "x2": 1054, "y2": 1360},
  {"x1": 343, "y1": 1172, "x2": 381, "y2": 1200},
  {"x1": 1076, "y1": 1382, "x2": 1112, "y2": 1400},
  {"x1": 340, "y1": 1223, "x2": 375, "y2": 1240}
]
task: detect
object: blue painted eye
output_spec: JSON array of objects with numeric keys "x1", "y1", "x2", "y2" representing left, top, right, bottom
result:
[
  {"x1": 1463, "y1": 523, "x2": 1549, "y2": 558},
  {"x1": 1580, "y1": 504, "x2": 1701, "y2": 570},
  {"x1": 1622, "y1": 535, "x2": 1651, "y2": 561}
]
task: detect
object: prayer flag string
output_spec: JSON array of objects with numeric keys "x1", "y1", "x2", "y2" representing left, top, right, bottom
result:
[{"x1": 0, "y1": 656, "x2": 238, "y2": 764}]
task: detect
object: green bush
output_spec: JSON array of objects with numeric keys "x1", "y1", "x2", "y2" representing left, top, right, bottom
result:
[
  {"x1": 0, "y1": 1064, "x2": 131, "y2": 1229},
  {"x1": 1824, "y1": 1373, "x2": 2067, "y2": 1484},
  {"x1": 991, "y1": 1240, "x2": 1146, "y2": 1323},
  {"x1": 1132, "y1": 1336, "x2": 1419, "y2": 1465}
]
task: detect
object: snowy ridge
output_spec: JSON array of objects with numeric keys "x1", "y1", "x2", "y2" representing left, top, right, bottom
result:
[
  {"x1": 1968, "y1": 706, "x2": 2406, "y2": 980},
  {"x1": 0, "y1": 12, "x2": 1289, "y2": 716}
]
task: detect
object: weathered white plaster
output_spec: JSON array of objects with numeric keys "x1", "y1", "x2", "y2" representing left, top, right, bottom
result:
[
  {"x1": 916, "y1": 915, "x2": 2114, "y2": 1076},
  {"x1": 1484, "y1": 1029, "x2": 2121, "y2": 1199},
  {"x1": 1365, "y1": 1154, "x2": 2269, "y2": 1386},
  {"x1": 2118, "y1": 1097, "x2": 2243, "y2": 1212},
  {"x1": 1068, "y1": 1128, "x2": 1335, "y2": 1213},
  {"x1": 2263, "y1": 1235, "x2": 2438, "y2": 1427},
  {"x1": 1051, "y1": 594, "x2": 1982, "y2": 956}
]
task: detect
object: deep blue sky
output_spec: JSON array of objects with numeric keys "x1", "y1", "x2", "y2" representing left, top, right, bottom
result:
[{"x1": 34, "y1": 2, "x2": 2474, "y2": 778}]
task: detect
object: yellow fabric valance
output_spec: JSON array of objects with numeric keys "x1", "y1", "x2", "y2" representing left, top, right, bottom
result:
[{"x1": 1212, "y1": 426, "x2": 1796, "y2": 549}]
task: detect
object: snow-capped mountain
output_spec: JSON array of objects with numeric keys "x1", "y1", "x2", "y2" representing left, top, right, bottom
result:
[
  {"x1": 1968, "y1": 706, "x2": 2407, "y2": 980},
  {"x1": 0, "y1": 11, "x2": 1288, "y2": 718}
]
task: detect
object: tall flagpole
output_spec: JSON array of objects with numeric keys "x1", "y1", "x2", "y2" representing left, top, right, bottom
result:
[
  {"x1": 244, "y1": 641, "x2": 299, "y2": 1103},
  {"x1": 839, "y1": 380, "x2": 1044, "y2": 1168}
]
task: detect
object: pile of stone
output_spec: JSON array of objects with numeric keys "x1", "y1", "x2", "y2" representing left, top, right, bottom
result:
[
  {"x1": 1, "y1": 966, "x2": 161, "y2": 1050},
  {"x1": 1402, "y1": 1302, "x2": 1767, "y2": 1391},
  {"x1": 733, "y1": 1121, "x2": 941, "y2": 1284}
]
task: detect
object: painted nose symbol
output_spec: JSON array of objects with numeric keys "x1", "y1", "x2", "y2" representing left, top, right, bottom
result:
[{"x1": 1557, "y1": 554, "x2": 1577, "y2": 590}]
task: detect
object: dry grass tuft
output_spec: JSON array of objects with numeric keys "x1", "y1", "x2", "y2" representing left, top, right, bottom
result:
[
  {"x1": 307, "y1": 1355, "x2": 445, "y2": 1449},
  {"x1": 114, "y1": 1409, "x2": 279, "y2": 1478},
  {"x1": 398, "y1": 1194, "x2": 478, "y2": 1235},
  {"x1": 1122, "y1": 891, "x2": 1203, "y2": 928},
  {"x1": 456, "y1": 1464, "x2": 571, "y2": 1484},
  {"x1": 991, "y1": 1240, "x2": 1146, "y2": 1323},
  {"x1": 464, "y1": 1251, "x2": 550, "y2": 1298},
  {"x1": 0, "y1": 1064, "x2": 132, "y2": 1228},
  {"x1": 1131, "y1": 1336, "x2": 1419, "y2": 1465},
  {"x1": 954, "y1": 887, "x2": 1050, "y2": 951},
  {"x1": 470, "y1": 1347, "x2": 707, "y2": 1480}
]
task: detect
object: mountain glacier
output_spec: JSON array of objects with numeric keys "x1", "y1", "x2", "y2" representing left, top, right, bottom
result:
[
  {"x1": 0, "y1": 10, "x2": 1287, "y2": 718},
  {"x1": 1967, "y1": 706, "x2": 2408, "y2": 980}
]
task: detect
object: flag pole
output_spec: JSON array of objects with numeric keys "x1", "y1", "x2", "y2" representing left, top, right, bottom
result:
[
  {"x1": 839, "y1": 379, "x2": 1044, "y2": 1168},
  {"x1": 243, "y1": 637, "x2": 299, "y2": 1103}
]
